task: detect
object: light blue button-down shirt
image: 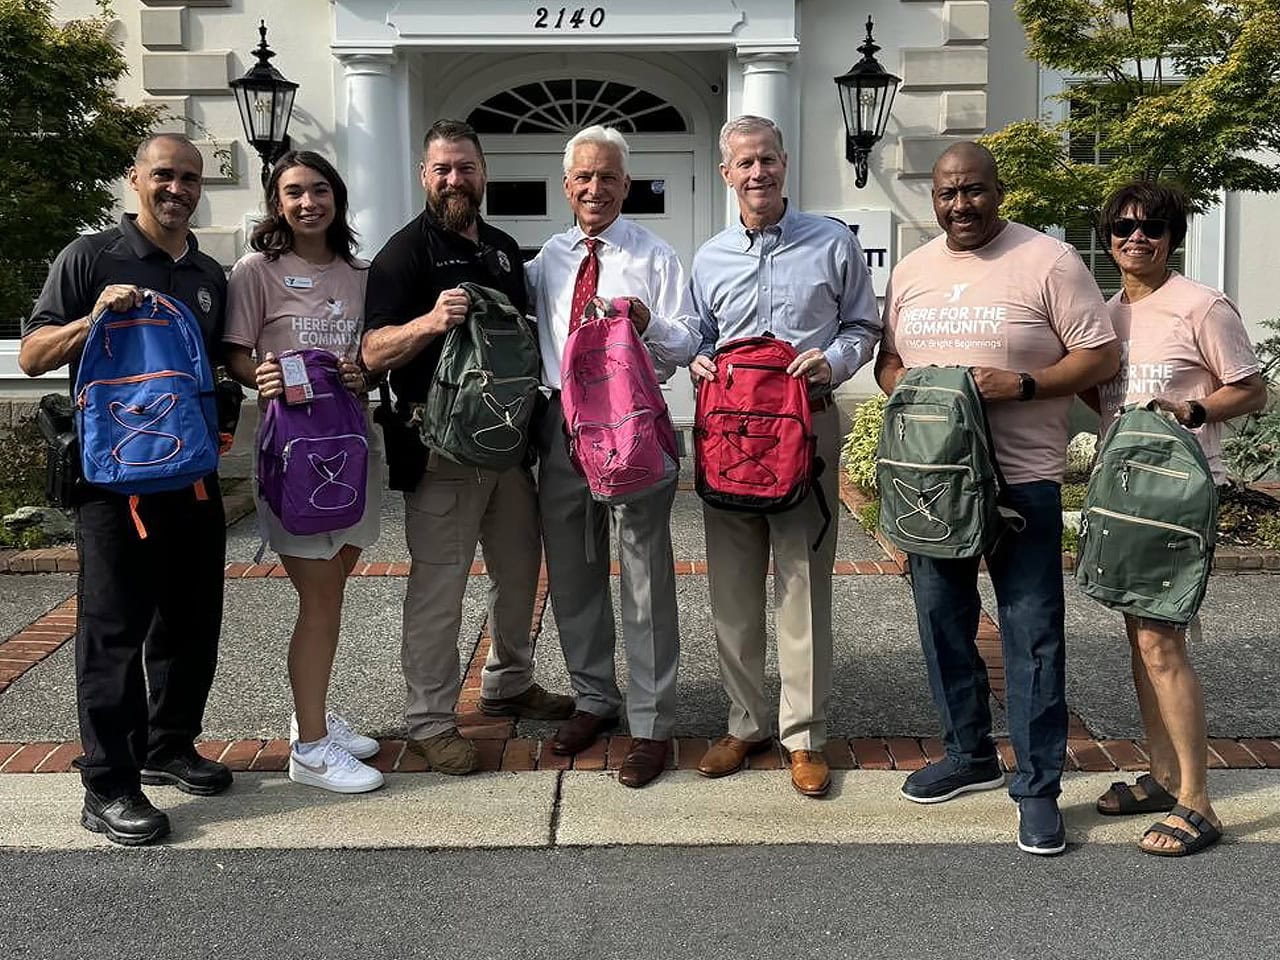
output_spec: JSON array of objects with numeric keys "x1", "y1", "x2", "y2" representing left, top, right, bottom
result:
[{"x1": 690, "y1": 203, "x2": 882, "y2": 387}]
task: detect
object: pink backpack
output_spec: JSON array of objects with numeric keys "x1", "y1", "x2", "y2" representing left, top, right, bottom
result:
[{"x1": 560, "y1": 297, "x2": 679, "y2": 503}]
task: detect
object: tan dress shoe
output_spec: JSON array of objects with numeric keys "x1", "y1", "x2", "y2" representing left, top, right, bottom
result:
[
  {"x1": 618, "y1": 738, "x2": 670, "y2": 789},
  {"x1": 698, "y1": 736, "x2": 773, "y2": 778},
  {"x1": 789, "y1": 749, "x2": 831, "y2": 797}
]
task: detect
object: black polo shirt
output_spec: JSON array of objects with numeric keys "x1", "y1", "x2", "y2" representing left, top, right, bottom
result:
[
  {"x1": 364, "y1": 206, "x2": 527, "y2": 405},
  {"x1": 26, "y1": 214, "x2": 227, "y2": 386}
]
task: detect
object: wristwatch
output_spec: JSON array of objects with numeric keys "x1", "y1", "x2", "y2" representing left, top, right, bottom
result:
[
  {"x1": 1185, "y1": 399, "x2": 1207, "y2": 428},
  {"x1": 1017, "y1": 372, "x2": 1037, "y2": 402}
]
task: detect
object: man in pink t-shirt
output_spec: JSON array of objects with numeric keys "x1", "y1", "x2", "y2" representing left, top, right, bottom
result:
[{"x1": 876, "y1": 142, "x2": 1120, "y2": 856}]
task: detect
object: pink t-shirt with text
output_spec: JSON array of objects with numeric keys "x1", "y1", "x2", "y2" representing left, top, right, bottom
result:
[
  {"x1": 883, "y1": 221, "x2": 1115, "y2": 484},
  {"x1": 224, "y1": 250, "x2": 369, "y2": 361},
  {"x1": 1099, "y1": 272, "x2": 1259, "y2": 484}
]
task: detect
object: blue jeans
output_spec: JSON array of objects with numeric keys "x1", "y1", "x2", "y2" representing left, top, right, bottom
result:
[{"x1": 907, "y1": 481, "x2": 1066, "y2": 799}]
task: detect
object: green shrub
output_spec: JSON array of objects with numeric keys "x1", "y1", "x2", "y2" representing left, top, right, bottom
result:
[
  {"x1": 1255, "y1": 514, "x2": 1280, "y2": 551},
  {"x1": 0, "y1": 418, "x2": 52, "y2": 548},
  {"x1": 841, "y1": 394, "x2": 886, "y2": 494},
  {"x1": 1059, "y1": 482, "x2": 1087, "y2": 512},
  {"x1": 1225, "y1": 319, "x2": 1280, "y2": 483},
  {"x1": 857, "y1": 499, "x2": 880, "y2": 534}
]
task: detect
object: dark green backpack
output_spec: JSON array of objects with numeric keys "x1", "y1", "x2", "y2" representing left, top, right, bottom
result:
[
  {"x1": 419, "y1": 282, "x2": 541, "y2": 470},
  {"x1": 1076, "y1": 403, "x2": 1217, "y2": 624},
  {"x1": 875, "y1": 366, "x2": 1008, "y2": 559}
]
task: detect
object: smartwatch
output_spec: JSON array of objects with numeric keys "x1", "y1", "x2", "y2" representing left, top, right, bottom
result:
[
  {"x1": 1186, "y1": 399, "x2": 1207, "y2": 428},
  {"x1": 1017, "y1": 372, "x2": 1037, "y2": 402}
]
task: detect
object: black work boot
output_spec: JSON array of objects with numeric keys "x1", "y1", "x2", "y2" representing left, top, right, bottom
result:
[
  {"x1": 81, "y1": 791, "x2": 171, "y2": 846},
  {"x1": 141, "y1": 750, "x2": 233, "y2": 796}
]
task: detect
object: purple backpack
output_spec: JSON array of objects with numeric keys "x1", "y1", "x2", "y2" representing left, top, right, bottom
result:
[{"x1": 257, "y1": 349, "x2": 368, "y2": 535}]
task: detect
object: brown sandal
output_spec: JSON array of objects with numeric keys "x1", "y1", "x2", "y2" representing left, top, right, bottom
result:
[
  {"x1": 1096, "y1": 773, "x2": 1177, "y2": 816},
  {"x1": 1139, "y1": 804, "x2": 1223, "y2": 857}
]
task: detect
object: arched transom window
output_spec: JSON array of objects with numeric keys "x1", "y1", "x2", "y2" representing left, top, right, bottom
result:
[{"x1": 468, "y1": 78, "x2": 688, "y2": 134}]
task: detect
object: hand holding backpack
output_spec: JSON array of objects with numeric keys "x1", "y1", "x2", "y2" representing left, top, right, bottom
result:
[
  {"x1": 257, "y1": 349, "x2": 369, "y2": 536},
  {"x1": 693, "y1": 335, "x2": 831, "y2": 549},
  {"x1": 875, "y1": 365, "x2": 1019, "y2": 559},
  {"x1": 75, "y1": 290, "x2": 219, "y2": 496},
  {"x1": 560, "y1": 296, "x2": 679, "y2": 503},
  {"x1": 1076, "y1": 401, "x2": 1217, "y2": 624},
  {"x1": 419, "y1": 282, "x2": 541, "y2": 471}
]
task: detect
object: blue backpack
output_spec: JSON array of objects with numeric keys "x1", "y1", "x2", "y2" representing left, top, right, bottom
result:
[{"x1": 74, "y1": 291, "x2": 219, "y2": 500}]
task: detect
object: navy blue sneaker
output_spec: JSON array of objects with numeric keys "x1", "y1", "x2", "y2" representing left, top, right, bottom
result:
[
  {"x1": 900, "y1": 756, "x2": 1005, "y2": 804},
  {"x1": 1017, "y1": 796, "x2": 1067, "y2": 855}
]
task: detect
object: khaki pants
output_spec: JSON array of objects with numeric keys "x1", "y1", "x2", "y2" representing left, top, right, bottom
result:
[
  {"x1": 704, "y1": 404, "x2": 840, "y2": 751},
  {"x1": 401, "y1": 452, "x2": 542, "y2": 740}
]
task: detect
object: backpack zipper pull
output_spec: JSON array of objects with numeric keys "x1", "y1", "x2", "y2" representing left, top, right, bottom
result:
[
  {"x1": 1119, "y1": 464, "x2": 1129, "y2": 491},
  {"x1": 897, "y1": 417, "x2": 905, "y2": 441},
  {"x1": 726, "y1": 364, "x2": 734, "y2": 389}
]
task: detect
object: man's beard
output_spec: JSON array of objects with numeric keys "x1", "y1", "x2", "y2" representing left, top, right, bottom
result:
[{"x1": 430, "y1": 186, "x2": 481, "y2": 233}]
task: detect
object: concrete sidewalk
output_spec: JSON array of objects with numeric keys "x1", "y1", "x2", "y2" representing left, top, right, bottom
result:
[{"x1": 2, "y1": 769, "x2": 1279, "y2": 850}]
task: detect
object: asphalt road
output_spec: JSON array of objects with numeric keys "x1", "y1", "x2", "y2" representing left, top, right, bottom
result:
[{"x1": 2, "y1": 844, "x2": 1276, "y2": 959}]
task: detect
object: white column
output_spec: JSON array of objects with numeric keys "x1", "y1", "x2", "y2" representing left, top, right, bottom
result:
[
  {"x1": 734, "y1": 43, "x2": 800, "y2": 207},
  {"x1": 339, "y1": 52, "x2": 400, "y2": 257}
]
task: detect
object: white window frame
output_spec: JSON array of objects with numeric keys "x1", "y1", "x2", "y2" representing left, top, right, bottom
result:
[{"x1": 1038, "y1": 67, "x2": 1225, "y2": 290}]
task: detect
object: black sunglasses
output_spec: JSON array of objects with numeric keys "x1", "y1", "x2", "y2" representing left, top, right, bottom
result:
[{"x1": 1110, "y1": 217, "x2": 1168, "y2": 240}]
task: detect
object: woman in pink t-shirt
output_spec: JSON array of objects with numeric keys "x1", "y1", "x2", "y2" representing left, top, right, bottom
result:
[
  {"x1": 224, "y1": 152, "x2": 384, "y2": 795},
  {"x1": 1090, "y1": 181, "x2": 1265, "y2": 855}
]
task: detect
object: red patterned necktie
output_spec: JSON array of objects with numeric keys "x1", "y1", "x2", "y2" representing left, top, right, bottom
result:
[{"x1": 568, "y1": 237, "x2": 601, "y2": 334}]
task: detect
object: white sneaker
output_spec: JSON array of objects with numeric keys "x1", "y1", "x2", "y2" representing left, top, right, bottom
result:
[
  {"x1": 288, "y1": 739, "x2": 384, "y2": 794},
  {"x1": 290, "y1": 710, "x2": 380, "y2": 760}
]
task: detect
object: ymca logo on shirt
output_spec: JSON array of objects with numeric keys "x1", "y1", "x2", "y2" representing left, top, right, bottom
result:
[{"x1": 897, "y1": 294, "x2": 1007, "y2": 353}]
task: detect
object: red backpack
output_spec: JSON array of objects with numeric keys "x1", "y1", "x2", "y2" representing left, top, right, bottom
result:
[{"x1": 693, "y1": 335, "x2": 831, "y2": 547}]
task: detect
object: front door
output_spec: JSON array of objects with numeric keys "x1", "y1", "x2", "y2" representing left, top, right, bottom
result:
[{"x1": 483, "y1": 151, "x2": 698, "y2": 423}]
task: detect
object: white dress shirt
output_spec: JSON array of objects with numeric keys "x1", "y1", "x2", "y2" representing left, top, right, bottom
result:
[{"x1": 526, "y1": 216, "x2": 701, "y2": 389}]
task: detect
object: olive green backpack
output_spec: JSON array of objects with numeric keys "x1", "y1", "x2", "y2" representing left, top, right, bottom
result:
[
  {"x1": 875, "y1": 366, "x2": 1014, "y2": 559},
  {"x1": 1076, "y1": 403, "x2": 1218, "y2": 625},
  {"x1": 418, "y1": 282, "x2": 541, "y2": 470}
]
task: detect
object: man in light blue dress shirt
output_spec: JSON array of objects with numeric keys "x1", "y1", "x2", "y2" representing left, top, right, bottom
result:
[
  {"x1": 526, "y1": 125, "x2": 701, "y2": 788},
  {"x1": 689, "y1": 115, "x2": 881, "y2": 797}
]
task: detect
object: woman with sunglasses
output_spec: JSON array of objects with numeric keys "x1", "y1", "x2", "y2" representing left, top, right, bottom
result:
[
  {"x1": 224, "y1": 151, "x2": 385, "y2": 794},
  {"x1": 1089, "y1": 181, "x2": 1266, "y2": 855}
]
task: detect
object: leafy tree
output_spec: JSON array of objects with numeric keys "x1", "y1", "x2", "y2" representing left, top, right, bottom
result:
[
  {"x1": 981, "y1": 0, "x2": 1280, "y2": 230},
  {"x1": 0, "y1": 1, "x2": 157, "y2": 334}
]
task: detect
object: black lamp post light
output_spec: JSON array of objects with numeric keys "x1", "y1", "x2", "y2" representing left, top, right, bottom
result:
[
  {"x1": 834, "y1": 16, "x2": 901, "y2": 189},
  {"x1": 230, "y1": 20, "x2": 299, "y2": 186}
]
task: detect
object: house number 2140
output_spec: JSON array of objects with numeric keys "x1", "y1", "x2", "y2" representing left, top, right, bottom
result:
[{"x1": 534, "y1": 7, "x2": 607, "y2": 29}]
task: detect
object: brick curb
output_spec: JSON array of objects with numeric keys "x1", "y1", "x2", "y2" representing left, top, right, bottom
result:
[
  {"x1": 5, "y1": 735, "x2": 1279, "y2": 775},
  {"x1": 0, "y1": 599, "x2": 77, "y2": 697}
]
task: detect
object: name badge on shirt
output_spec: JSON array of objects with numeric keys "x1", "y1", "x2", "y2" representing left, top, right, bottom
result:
[{"x1": 284, "y1": 276, "x2": 314, "y2": 290}]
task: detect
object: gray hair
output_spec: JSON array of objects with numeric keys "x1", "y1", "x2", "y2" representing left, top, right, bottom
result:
[
  {"x1": 718, "y1": 115, "x2": 784, "y2": 164},
  {"x1": 563, "y1": 125, "x2": 630, "y2": 175}
]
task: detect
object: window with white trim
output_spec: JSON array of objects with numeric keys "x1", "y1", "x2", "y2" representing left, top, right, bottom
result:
[{"x1": 467, "y1": 79, "x2": 687, "y2": 134}]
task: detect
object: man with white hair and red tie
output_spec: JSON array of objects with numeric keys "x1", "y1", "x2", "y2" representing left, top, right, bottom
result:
[{"x1": 527, "y1": 124, "x2": 700, "y2": 788}]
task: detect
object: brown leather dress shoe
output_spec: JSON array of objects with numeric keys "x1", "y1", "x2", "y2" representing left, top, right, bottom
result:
[
  {"x1": 551, "y1": 710, "x2": 618, "y2": 756},
  {"x1": 698, "y1": 735, "x2": 773, "y2": 778},
  {"x1": 790, "y1": 749, "x2": 831, "y2": 797},
  {"x1": 618, "y1": 738, "x2": 670, "y2": 789}
]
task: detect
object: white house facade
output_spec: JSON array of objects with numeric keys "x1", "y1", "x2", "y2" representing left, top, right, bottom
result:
[{"x1": 9, "y1": 0, "x2": 1279, "y2": 411}]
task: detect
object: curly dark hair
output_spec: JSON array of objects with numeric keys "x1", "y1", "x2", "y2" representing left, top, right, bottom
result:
[
  {"x1": 249, "y1": 151, "x2": 359, "y2": 263},
  {"x1": 1097, "y1": 180, "x2": 1190, "y2": 255}
]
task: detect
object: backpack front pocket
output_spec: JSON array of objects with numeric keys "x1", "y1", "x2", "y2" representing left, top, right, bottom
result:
[
  {"x1": 446, "y1": 371, "x2": 540, "y2": 467},
  {"x1": 573, "y1": 409, "x2": 666, "y2": 499},
  {"x1": 876, "y1": 460, "x2": 978, "y2": 551},
  {"x1": 79, "y1": 370, "x2": 215, "y2": 486},
  {"x1": 278, "y1": 433, "x2": 369, "y2": 534},
  {"x1": 1081, "y1": 506, "x2": 1205, "y2": 608}
]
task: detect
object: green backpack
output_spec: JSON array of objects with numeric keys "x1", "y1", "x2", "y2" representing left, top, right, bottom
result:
[
  {"x1": 875, "y1": 366, "x2": 1009, "y2": 559},
  {"x1": 1076, "y1": 403, "x2": 1217, "y2": 624},
  {"x1": 418, "y1": 282, "x2": 541, "y2": 471}
]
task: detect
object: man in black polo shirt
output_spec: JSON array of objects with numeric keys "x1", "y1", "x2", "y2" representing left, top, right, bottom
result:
[
  {"x1": 363, "y1": 120, "x2": 572, "y2": 775},
  {"x1": 20, "y1": 134, "x2": 232, "y2": 845}
]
